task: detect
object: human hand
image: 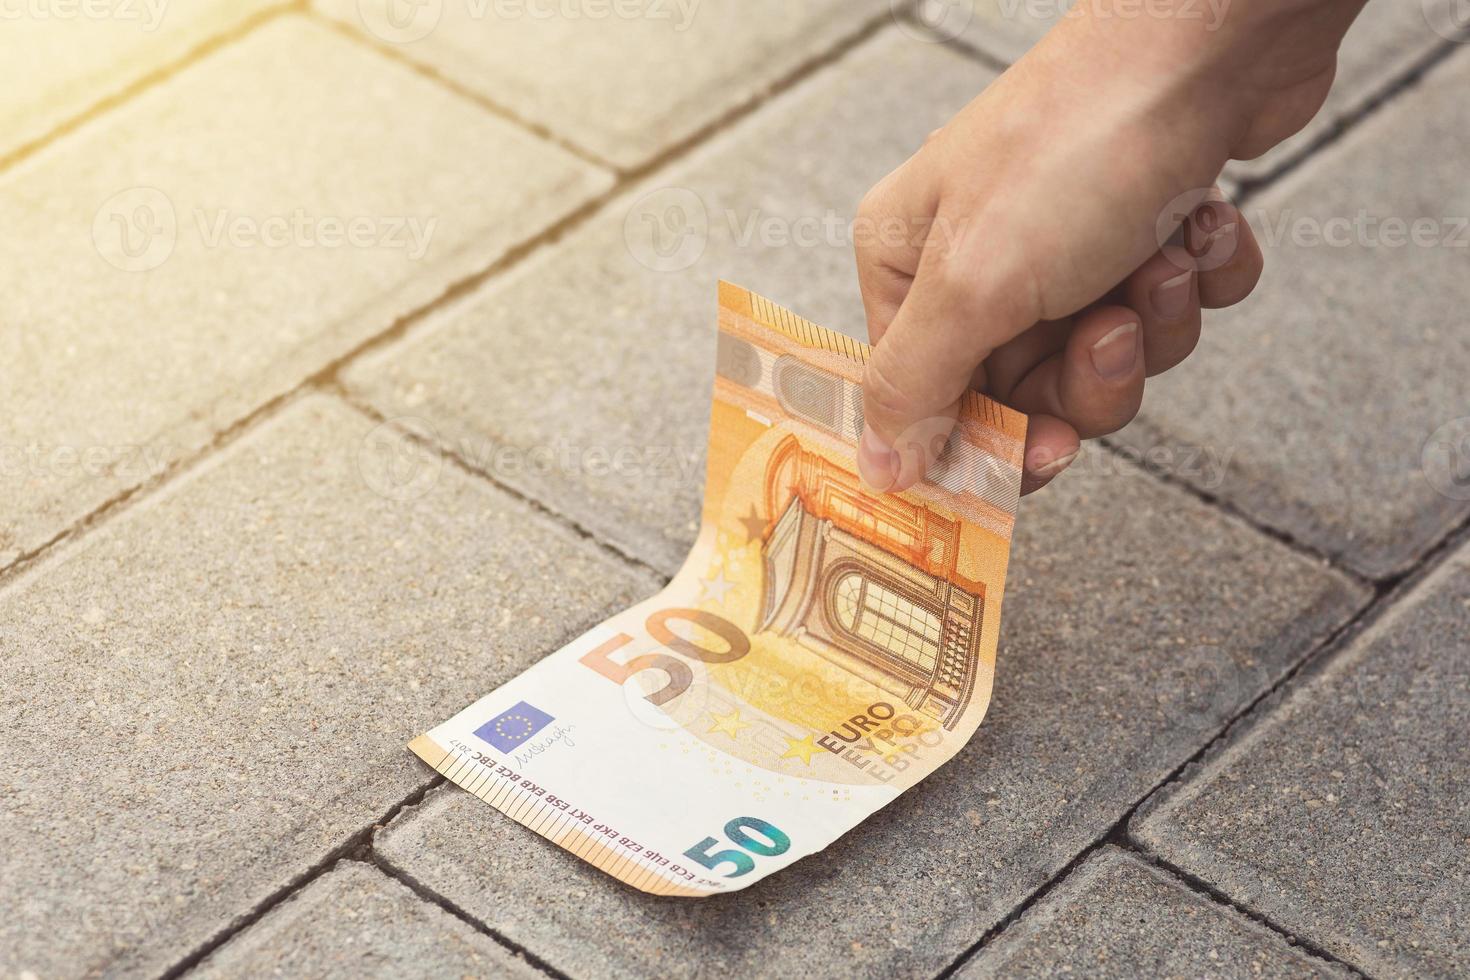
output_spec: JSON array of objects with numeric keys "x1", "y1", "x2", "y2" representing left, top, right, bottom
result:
[{"x1": 855, "y1": 0, "x2": 1366, "y2": 494}]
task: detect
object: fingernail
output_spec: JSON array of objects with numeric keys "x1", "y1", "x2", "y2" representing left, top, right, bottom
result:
[
  {"x1": 1149, "y1": 270, "x2": 1193, "y2": 321},
  {"x1": 858, "y1": 426, "x2": 898, "y2": 492},
  {"x1": 1090, "y1": 322, "x2": 1139, "y2": 380},
  {"x1": 1029, "y1": 449, "x2": 1078, "y2": 476}
]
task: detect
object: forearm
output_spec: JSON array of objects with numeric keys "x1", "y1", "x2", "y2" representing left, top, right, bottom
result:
[{"x1": 1032, "y1": 0, "x2": 1369, "y2": 160}]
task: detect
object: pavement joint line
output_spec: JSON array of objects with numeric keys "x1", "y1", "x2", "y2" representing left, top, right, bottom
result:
[
  {"x1": 0, "y1": 1, "x2": 298, "y2": 177},
  {"x1": 1129, "y1": 499, "x2": 1470, "y2": 816},
  {"x1": 935, "y1": 835, "x2": 1367, "y2": 980},
  {"x1": 932, "y1": 834, "x2": 1103, "y2": 980},
  {"x1": 153, "y1": 772, "x2": 444, "y2": 980},
  {"x1": 312, "y1": 12, "x2": 900, "y2": 375},
  {"x1": 936, "y1": 485, "x2": 1470, "y2": 978},
  {"x1": 603, "y1": 7, "x2": 900, "y2": 184},
  {"x1": 309, "y1": 2, "x2": 897, "y2": 181},
  {"x1": 5, "y1": 375, "x2": 592, "y2": 962},
  {"x1": 136, "y1": 424, "x2": 681, "y2": 979},
  {"x1": 0, "y1": 383, "x2": 324, "y2": 593},
  {"x1": 1116, "y1": 843, "x2": 1372, "y2": 977},
  {"x1": 0, "y1": 172, "x2": 620, "y2": 589},
  {"x1": 1234, "y1": 33, "x2": 1470, "y2": 206},
  {"x1": 330, "y1": 384, "x2": 671, "y2": 585},
  {"x1": 369, "y1": 846, "x2": 575, "y2": 980},
  {"x1": 308, "y1": 181, "x2": 623, "y2": 386},
  {"x1": 934, "y1": 35, "x2": 1012, "y2": 76},
  {"x1": 1096, "y1": 435, "x2": 1377, "y2": 590},
  {"x1": 904, "y1": 13, "x2": 1013, "y2": 74},
  {"x1": 934, "y1": 519, "x2": 1465, "y2": 977},
  {"x1": 303, "y1": 7, "x2": 615, "y2": 174}
]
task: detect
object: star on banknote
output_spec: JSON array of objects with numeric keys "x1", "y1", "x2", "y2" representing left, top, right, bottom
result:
[
  {"x1": 707, "y1": 708, "x2": 750, "y2": 739},
  {"x1": 780, "y1": 734, "x2": 820, "y2": 765},
  {"x1": 699, "y1": 569, "x2": 737, "y2": 604},
  {"x1": 737, "y1": 506, "x2": 767, "y2": 543}
]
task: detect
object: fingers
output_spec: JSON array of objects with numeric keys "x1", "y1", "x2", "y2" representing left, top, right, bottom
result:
[
  {"x1": 854, "y1": 152, "x2": 942, "y2": 346},
  {"x1": 858, "y1": 233, "x2": 1041, "y2": 493},
  {"x1": 854, "y1": 179, "x2": 1262, "y2": 497},
  {"x1": 1006, "y1": 305, "x2": 1146, "y2": 440},
  {"x1": 858, "y1": 350, "x2": 963, "y2": 495},
  {"x1": 1184, "y1": 199, "x2": 1265, "y2": 309},
  {"x1": 1123, "y1": 245, "x2": 1201, "y2": 376},
  {"x1": 1020, "y1": 414, "x2": 1081, "y2": 496},
  {"x1": 974, "y1": 318, "x2": 1073, "y2": 401},
  {"x1": 855, "y1": 150, "x2": 981, "y2": 496}
]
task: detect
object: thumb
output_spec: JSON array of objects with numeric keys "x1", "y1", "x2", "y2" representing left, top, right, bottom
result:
[{"x1": 858, "y1": 238, "x2": 1037, "y2": 493}]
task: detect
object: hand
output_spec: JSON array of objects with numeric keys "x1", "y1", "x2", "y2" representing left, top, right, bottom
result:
[{"x1": 854, "y1": 0, "x2": 1366, "y2": 494}]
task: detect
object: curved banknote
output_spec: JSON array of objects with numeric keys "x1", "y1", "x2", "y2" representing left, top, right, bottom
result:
[{"x1": 410, "y1": 283, "x2": 1026, "y2": 896}]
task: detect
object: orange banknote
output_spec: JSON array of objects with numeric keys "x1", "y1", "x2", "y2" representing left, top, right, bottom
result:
[{"x1": 412, "y1": 283, "x2": 1026, "y2": 895}]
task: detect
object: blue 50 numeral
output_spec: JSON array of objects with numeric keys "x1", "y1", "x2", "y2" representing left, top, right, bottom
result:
[{"x1": 683, "y1": 817, "x2": 791, "y2": 878}]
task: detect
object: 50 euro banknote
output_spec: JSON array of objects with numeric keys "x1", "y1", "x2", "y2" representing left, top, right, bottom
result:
[{"x1": 410, "y1": 282, "x2": 1026, "y2": 896}]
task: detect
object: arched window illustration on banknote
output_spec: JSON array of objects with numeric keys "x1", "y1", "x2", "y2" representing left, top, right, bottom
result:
[{"x1": 754, "y1": 435, "x2": 983, "y2": 730}]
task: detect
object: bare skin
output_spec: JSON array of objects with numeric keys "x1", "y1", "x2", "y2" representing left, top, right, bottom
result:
[{"x1": 855, "y1": 0, "x2": 1369, "y2": 494}]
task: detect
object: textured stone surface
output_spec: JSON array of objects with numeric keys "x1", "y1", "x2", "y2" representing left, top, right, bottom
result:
[
  {"x1": 0, "y1": 14, "x2": 609, "y2": 571},
  {"x1": 0, "y1": 396, "x2": 654, "y2": 978},
  {"x1": 194, "y1": 862, "x2": 541, "y2": 979},
  {"x1": 1133, "y1": 539, "x2": 1470, "y2": 979},
  {"x1": 346, "y1": 29, "x2": 996, "y2": 574},
  {"x1": 0, "y1": 0, "x2": 277, "y2": 159},
  {"x1": 316, "y1": 0, "x2": 883, "y2": 169},
  {"x1": 1114, "y1": 48, "x2": 1470, "y2": 580},
  {"x1": 952, "y1": 0, "x2": 1459, "y2": 182},
  {"x1": 5, "y1": 0, "x2": 1465, "y2": 974},
  {"x1": 377, "y1": 451, "x2": 1365, "y2": 979},
  {"x1": 958, "y1": 847, "x2": 1349, "y2": 979}
]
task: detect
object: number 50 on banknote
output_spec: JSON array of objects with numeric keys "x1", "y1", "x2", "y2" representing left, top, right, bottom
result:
[{"x1": 411, "y1": 283, "x2": 1026, "y2": 896}]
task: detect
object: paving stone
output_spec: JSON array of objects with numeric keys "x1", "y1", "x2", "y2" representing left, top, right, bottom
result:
[
  {"x1": 376, "y1": 449, "x2": 1366, "y2": 980},
  {"x1": 1113, "y1": 47, "x2": 1470, "y2": 581},
  {"x1": 315, "y1": 0, "x2": 883, "y2": 170},
  {"x1": 0, "y1": 0, "x2": 277, "y2": 160},
  {"x1": 0, "y1": 14, "x2": 610, "y2": 571},
  {"x1": 0, "y1": 395, "x2": 655, "y2": 978},
  {"x1": 948, "y1": 0, "x2": 1062, "y2": 65},
  {"x1": 346, "y1": 28, "x2": 998, "y2": 574},
  {"x1": 957, "y1": 847, "x2": 1348, "y2": 979},
  {"x1": 194, "y1": 862, "x2": 541, "y2": 979},
  {"x1": 1133, "y1": 538, "x2": 1470, "y2": 979},
  {"x1": 950, "y1": 0, "x2": 1458, "y2": 184}
]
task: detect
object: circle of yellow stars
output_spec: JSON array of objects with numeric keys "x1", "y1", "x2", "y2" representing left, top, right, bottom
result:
[{"x1": 493, "y1": 713, "x2": 535, "y2": 740}]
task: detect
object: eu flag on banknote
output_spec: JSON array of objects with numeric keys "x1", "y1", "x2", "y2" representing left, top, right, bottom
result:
[{"x1": 474, "y1": 701, "x2": 554, "y2": 752}]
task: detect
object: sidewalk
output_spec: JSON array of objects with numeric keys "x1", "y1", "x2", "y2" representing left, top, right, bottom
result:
[{"x1": 2, "y1": 3, "x2": 1467, "y2": 977}]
